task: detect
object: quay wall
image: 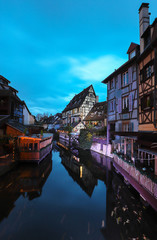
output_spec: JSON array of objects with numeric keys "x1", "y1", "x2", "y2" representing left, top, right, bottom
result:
[
  {"x1": 90, "y1": 137, "x2": 113, "y2": 158},
  {"x1": 59, "y1": 132, "x2": 113, "y2": 157},
  {"x1": 113, "y1": 153, "x2": 157, "y2": 201}
]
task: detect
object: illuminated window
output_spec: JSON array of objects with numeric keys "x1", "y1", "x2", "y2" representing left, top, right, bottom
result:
[{"x1": 29, "y1": 143, "x2": 33, "y2": 151}]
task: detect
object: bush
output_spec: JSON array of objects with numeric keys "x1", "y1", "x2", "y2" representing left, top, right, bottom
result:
[
  {"x1": 85, "y1": 126, "x2": 107, "y2": 137},
  {"x1": 79, "y1": 129, "x2": 93, "y2": 150}
]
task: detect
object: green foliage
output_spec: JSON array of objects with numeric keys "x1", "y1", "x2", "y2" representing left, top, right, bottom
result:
[
  {"x1": 24, "y1": 128, "x2": 27, "y2": 135},
  {"x1": 79, "y1": 129, "x2": 93, "y2": 150},
  {"x1": 96, "y1": 126, "x2": 107, "y2": 137},
  {"x1": 85, "y1": 126, "x2": 107, "y2": 137},
  {"x1": 40, "y1": 130, "x2": 43, "y2": 136},
  {"x1": 64, "y1": 124, "x2": 73, "y2": 134}
]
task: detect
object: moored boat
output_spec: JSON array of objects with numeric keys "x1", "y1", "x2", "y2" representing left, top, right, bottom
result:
[{"x1": 17, "y1": 133, "x2": 53, "y2": 163}]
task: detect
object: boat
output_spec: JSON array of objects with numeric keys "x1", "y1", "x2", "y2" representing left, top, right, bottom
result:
[{"x1": 17, "y1": 133, "x2": 53, "y2": 163}]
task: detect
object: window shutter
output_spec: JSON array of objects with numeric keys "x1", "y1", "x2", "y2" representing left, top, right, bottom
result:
[
  {"x1": 108, "y1": 102, "x2": 110, "y2": 112},
  {"x1": 113, "y1": 99, "x2": 115, "y2": 111},
  {"x1": 129, "y1": 94, "x2": 133, "y2": 111},
  {"x1": 128, "y1": 67, "x2": 132, "y2": 84},
  {"x1": 108, "y1": 82, "x2": 110, "y2": 90},
  {"x1": 118, "y1": 74, "x2": 121, "y2": 89},
  {"x1": 113, "y1": 77, "x2": 115, "y2": 89},
  {"x1": 133, "y1": 71, "x2": 136, "y2": 81},
  {"x1": 118, "y1": 98, "x2": 122, "y2": 113},
  {"x1": 119, "y1": 123, "x2": 122, "y2": 131},
  {"x1": 151, "y1": 65, "x2": 154, "y2": 73}
]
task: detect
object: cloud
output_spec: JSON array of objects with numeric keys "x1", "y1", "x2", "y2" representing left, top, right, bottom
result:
[
  {"x1": 29, "y1": 92, "x2": 76, "y2": 115},
  {"x1": 37, "y1": 93, "x2": 75, "y2": 104},
  {"x1": 62, "y1": 93, "x2": 75, "y2": 102},
  {"x1": 30, "y1": 106, "x2": 60, "y2": 115},
  {"x1": 68, "y1": 55, "x2": 126, "y2": 82},
  {"x1": 36, "y1": 96, "x2": 56, "y2": 103}
]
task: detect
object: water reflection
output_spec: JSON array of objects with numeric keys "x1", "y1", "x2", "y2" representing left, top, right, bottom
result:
[
  {"x1": 103, "y1": 172, "x2": 157, "y2": 240},
  {"x1": 60, "y1": 148, "x2": 98, "y2": 197},
  {"x1": 0, "y1": 153, "x2": 52, "y2": 222},
  {"x1": 56, "y1": 141, "x2": 157, "y2": 240},
  {"x1": 0, "y1": 141, "x2": 156, "y2": 240}
]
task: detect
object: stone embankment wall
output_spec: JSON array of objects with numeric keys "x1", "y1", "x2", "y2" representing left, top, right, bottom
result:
[
  {"x1": 114, "y1": 153, "x2": 157, "y2": 199},
  {"x1": 59, "y1": 133, "x2": 113, "y2": 157},
  {"x1": 90, "y1": 137, "x2": 113, "y2": 158}
]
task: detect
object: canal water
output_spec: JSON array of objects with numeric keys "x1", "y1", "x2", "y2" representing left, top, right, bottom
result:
[{"x1": 0, "y1": 142, "x2": 157, "y2": 240}]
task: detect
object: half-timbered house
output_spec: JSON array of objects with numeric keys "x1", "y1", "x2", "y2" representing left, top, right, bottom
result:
[
  {"x1": 102, "y1": 43, "x2": 140, "y2": 160},
  {"x1": 84, "y1": 101, "x2": 107, "y2": 128},
  {"x1": 137, "y1": 3, "x2": 157, "y2": 175},
  {"x1": 62, "y1": 85, "x2": 97, "y2": 126},
  {"x1": 0, "y1": 75, "x2": 23, "y2": 123}
]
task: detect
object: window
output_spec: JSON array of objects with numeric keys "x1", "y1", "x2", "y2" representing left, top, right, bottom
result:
[
  {"x1": 122, "y1": 96, "x2": 129, "y2": 112},
  {"x1": 110, "y1": 100, "x2": 114, "y2": 112},
  {"x1": 123, "y1": 71, "x2": 128, "y2": 86},
  {"x1": 140, "y1": 61, "x2": 154, "y2": 82},
  {"x1": 141, "y1": 94, "x2": 153, "y2": 110},
  {"x1": 144, "y1": 35, "x2": 151, "y2": 49},
  {"x1": 29, "y1": 143, "x2": 33, "y2": 151},
  {"x1": 122, "y1": 123, "x2": 129, "y2": 132},
  {"x1": 34, "y1": 143, "x2": 38, "y2": 151},
  {"x1": 110, "y1": 79, "x2": 114, "y2": 89},
  {"x1": 130, "y1": 50, "x2": 136, "y2": 59},
  {"x1": 146, "y1": 65, "x2": 152, "y2": 78}
]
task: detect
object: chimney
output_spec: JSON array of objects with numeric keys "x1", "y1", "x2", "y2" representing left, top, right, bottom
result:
[
  {"x1": 139, "y1": 3, "x2": 150, "y2": 53},
  {"x1": 96, "y1": 96, "x2": 99, "y2": 103}
]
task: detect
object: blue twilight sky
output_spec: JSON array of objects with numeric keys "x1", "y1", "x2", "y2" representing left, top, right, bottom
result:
[{"x1": 0, "y1": 0, "x2": 157, "y2": 116}]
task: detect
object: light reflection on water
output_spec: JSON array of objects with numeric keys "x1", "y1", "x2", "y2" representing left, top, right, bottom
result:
[{"x1": 0, "y1": 143, "x2": 156, "y2": 240}]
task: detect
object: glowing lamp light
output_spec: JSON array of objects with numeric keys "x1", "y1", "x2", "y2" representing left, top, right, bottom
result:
[{"x1": 80, "y1": 166, "x2": 83, "y2": 178}]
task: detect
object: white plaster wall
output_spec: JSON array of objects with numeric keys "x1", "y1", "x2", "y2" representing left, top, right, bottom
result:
[
  {"x1": 90, "y1": 142, "x2": 113, "y2": 158},
  {"x1": 23, "y1": 106, "x2": 29, "y2": 125},
  {"x1": 29, "y1": 115, "x2": 35, "y2": 125}
]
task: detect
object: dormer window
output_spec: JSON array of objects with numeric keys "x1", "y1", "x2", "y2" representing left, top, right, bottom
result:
[{"x1": 130, "y1": 50, "x2": 136, "y2": 59}]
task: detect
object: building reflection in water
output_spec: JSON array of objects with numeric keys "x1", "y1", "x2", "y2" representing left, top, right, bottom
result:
[
  {"x1": 57, "y1": 141, "x2": 157, "y2": 240},
  {"x1": 0, "y1": 153, "x2": 52, "y2": 222},
  {"x1": 60, "y1": 149, "x2": 98, "y2": 197}
]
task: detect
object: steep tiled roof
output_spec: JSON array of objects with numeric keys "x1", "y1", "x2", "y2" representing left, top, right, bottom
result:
[
  {"x1": 71, "y1": 121, "x2": 85, "y2": 129},
  {"x1": 84, "y1": 101, "x2": 107, "y2": 121},
  {"x1": 0, "y1": 75, "x2": 10, "y2": 84},
  {"x1": 0, "y1": 115, "x2": 10, "y2": 127},
  {"x1": 102, "y1": 43, "x2": 139, "y2": 84},
  {"x1": 62, "y1": 85, "x2": 95, "y2": 113},
  {"x1": 0, "y1": 89, "x2": 22, "y2": 102},
  {"x1": 7, "y1": 119, "x2": 26, "y2": 133}
]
